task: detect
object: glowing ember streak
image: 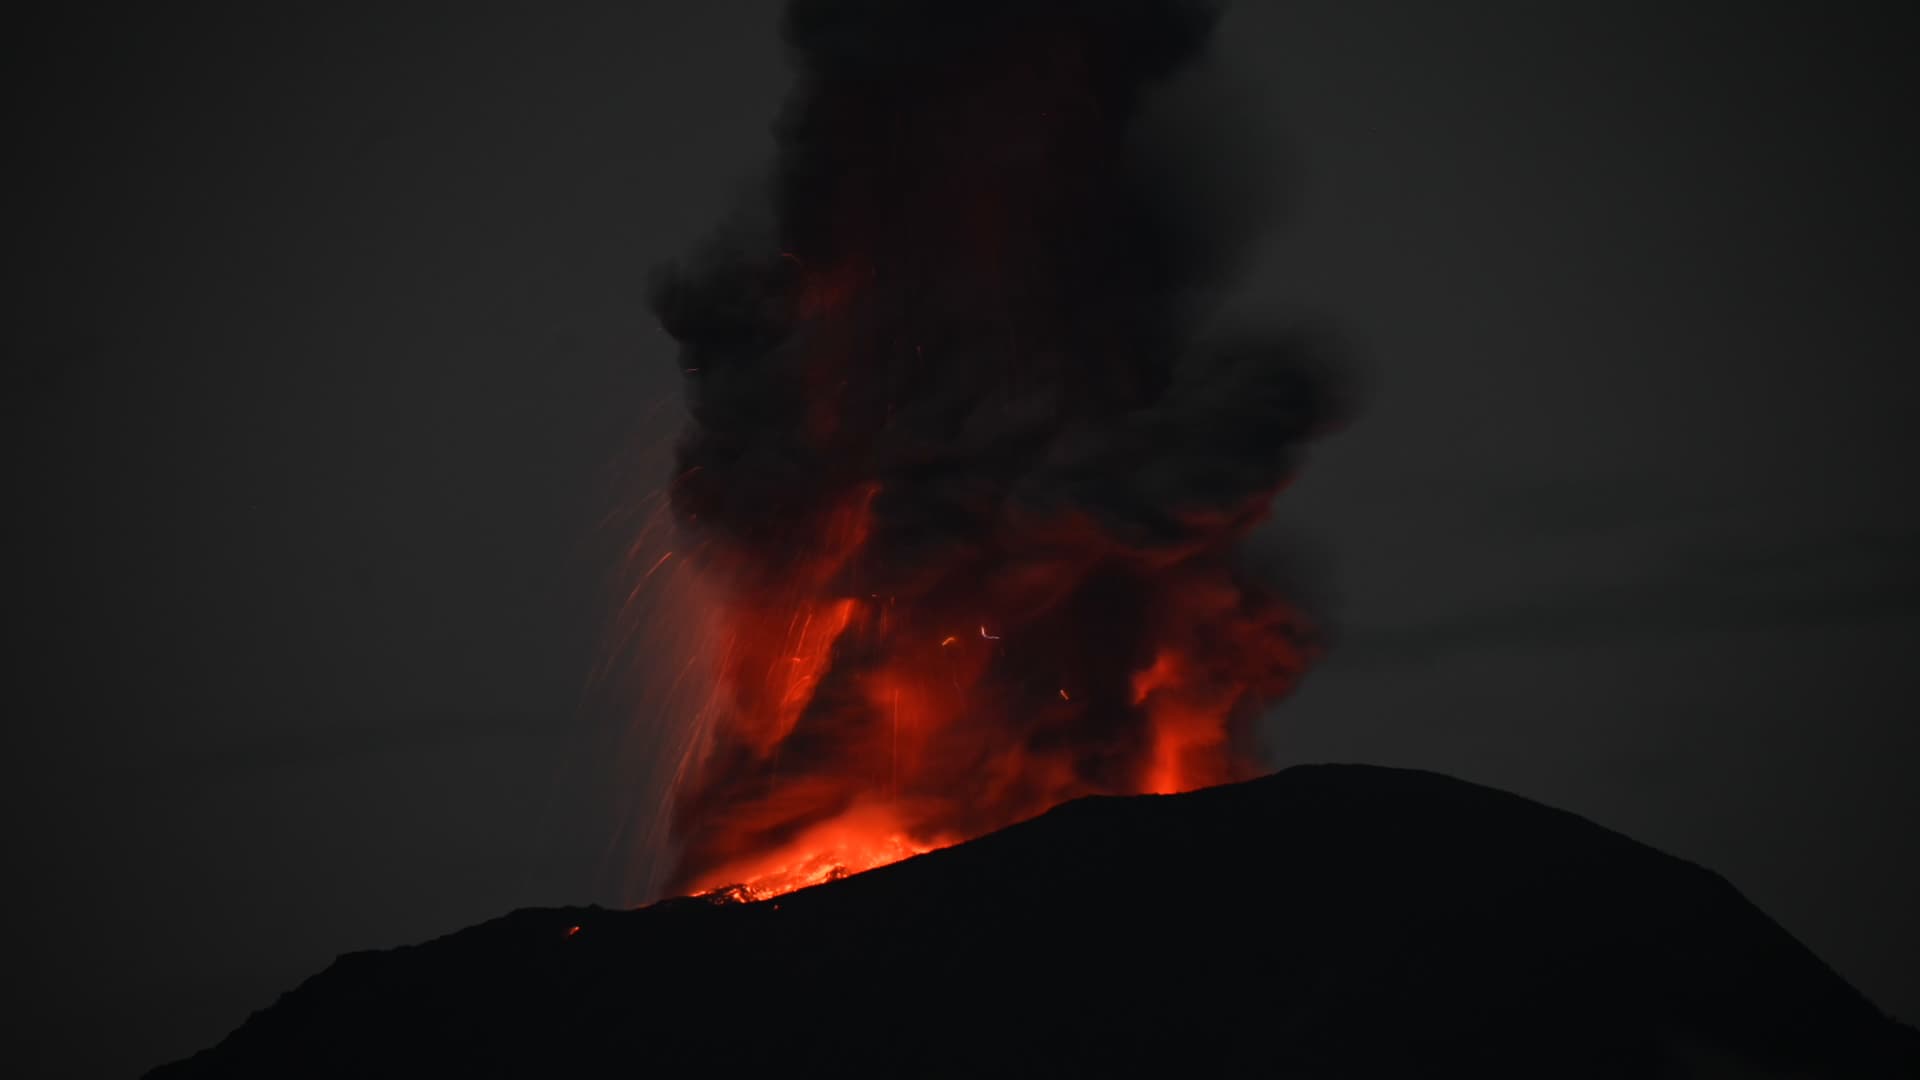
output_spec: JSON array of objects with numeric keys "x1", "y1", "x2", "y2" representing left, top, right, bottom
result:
[
  {"x1": 979, "y1": 626, "x2": 999, "y2": 640},
  {"x1": 564, "y1": 925, "x2": 581, "y2": 938}
]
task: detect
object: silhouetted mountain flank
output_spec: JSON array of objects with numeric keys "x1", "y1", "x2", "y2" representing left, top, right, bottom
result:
[{"x1": 151, "y1": 766, "x2": 1916, "y2": 1077}]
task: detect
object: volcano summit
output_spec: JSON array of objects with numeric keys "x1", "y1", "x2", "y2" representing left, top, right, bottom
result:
[{"x1": 150, "y1": 766, "x2": 1918, "y2": 1077}]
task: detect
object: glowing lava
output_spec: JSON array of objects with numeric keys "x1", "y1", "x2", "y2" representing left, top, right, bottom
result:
[{"x1": 695, "y1": 804, "x2": 948, "y2": 902}]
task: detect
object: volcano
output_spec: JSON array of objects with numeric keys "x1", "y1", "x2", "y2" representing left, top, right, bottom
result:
[{"x1": 149, "y1": 765, "x2": 1916, "y2": 1077}]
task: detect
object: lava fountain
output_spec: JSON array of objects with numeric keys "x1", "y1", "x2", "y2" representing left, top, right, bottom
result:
[{"x1": 641, "y1": 0, "x2": 1340, "y2": 900}]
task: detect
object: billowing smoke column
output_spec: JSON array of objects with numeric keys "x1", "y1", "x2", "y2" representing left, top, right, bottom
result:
[{"x1": 648, "y1": 0, "x2": 1338, "y2": 898}]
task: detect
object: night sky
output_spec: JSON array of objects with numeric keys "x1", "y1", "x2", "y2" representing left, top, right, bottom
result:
[{"x1": 11, "y1": 3, "x2": 1916, "y2": 1075}]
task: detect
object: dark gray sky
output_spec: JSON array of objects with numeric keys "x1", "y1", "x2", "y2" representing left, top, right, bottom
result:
[{"x1": 10, "y1": 3, "x2": 1915, "y2": 1075}]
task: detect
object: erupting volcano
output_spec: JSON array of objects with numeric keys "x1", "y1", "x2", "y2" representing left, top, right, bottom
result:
[{"x1": 642, "y1": 0, "x2": 1338, "y2": 900}]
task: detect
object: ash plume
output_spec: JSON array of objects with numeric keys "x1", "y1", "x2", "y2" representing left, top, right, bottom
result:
[{"x1": 647, "y1": 0, "x2": 1342, "y2": 895}]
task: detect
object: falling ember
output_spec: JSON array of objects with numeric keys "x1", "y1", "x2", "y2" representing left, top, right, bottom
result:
[{"x1": 641, "y1": 0, "x2": 1339, "y2": 900}]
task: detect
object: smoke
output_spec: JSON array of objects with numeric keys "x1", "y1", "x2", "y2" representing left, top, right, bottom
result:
[{"x1": 645, "y1": 0, "x2": 1341, "y2": 895}]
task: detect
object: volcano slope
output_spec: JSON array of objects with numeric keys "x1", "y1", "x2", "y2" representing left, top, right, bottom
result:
[{"x1": 149, "y1": 765, "x2": 1917, "y2": 1077}]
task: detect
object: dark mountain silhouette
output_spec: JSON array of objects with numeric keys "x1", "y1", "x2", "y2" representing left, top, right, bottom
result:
[{"x1": 150, "y1": 765, "x2": 1917, "y2": 1077}]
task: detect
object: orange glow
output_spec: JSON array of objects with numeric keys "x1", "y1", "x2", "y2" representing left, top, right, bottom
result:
[
  {"x1": 690, "y1": 804, "x2": 952, "y2": 901},
  {"x1": 655, "y1": 486, "x2": 1316, "y2": 898},
  {"x1": 637, "y1": 436, "x2": 1323, "y2": 901}
]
